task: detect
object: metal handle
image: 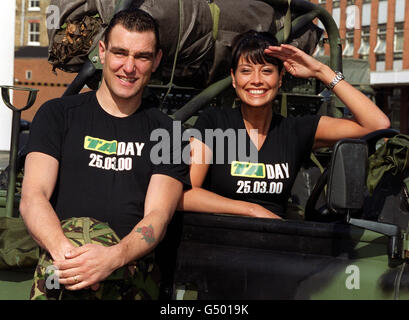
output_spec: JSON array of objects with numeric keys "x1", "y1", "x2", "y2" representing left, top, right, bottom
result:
[
  {"x1": 0, "y1": 85, "x2": 38, "y2": 217},
  {"x1": 1, "y1": 86, "x2": 38, "y2": 112}
]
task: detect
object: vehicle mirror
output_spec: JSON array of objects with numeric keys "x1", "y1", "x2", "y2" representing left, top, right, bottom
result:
[{"x1": 327, "y1": 139, "x2": 368, "y2": 213}]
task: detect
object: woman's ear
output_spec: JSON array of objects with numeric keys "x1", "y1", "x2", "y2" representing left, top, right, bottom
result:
[
  {"x1": 278, "y1": 68, "x2": 285, "y2": 88},
  {"x1": 231, "y1": 69, "x2": 236, "y2": 88}
]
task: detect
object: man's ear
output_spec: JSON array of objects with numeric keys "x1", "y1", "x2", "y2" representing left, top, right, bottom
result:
[
  {"x1": 99, "y1": 40, "x2": 106, "y2": 65},
  {"x1": 231, "y1": 69, "x2": 236, "y2": 88},
  {"x1": 152, "y1": 49, "x2": 163, "y2": 72}
]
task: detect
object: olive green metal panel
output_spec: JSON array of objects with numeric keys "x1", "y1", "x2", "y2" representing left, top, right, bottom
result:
[
  {"x1": 305, "y1": 230, "x2": 404, "y2": 300},
  {"x1": 306, "y1": 258, "x2": 394, "y2": 300},
  {"x1": 0, "y1": 191, "x2": 19, "y2": 218},
  {"x1": 0, "y1": 270, "x2": 33, "y2": 300},
  {"x1": 316, "y1": 56, "x2": 372, "y2": 91}
]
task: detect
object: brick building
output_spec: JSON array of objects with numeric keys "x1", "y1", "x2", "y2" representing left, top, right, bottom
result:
[
  {"x1": 14, "y1": 47, "x2": 77, "y2": 122},
  {"x1": 13, "y1": 0, "x2": 409, "y2": 131},
  {"x1": 15, "y1": 0, "x2": 51, "y2": 48},
  {"x1": 14, "y1": 0, "x2": 80, "y2": 122},
  {"x1": 311, "y1": 0, "x2": 409, "y2": 133}
]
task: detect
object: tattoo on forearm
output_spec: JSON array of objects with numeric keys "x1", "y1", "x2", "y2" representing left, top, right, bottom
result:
[{"x1": 136, "y1": 224, "x2": 155, "y2": 244}]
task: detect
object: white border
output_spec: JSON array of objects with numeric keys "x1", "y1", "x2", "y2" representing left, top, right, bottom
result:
[{"x1": 0, "y1": 1, "x2": 15, "y2": 151}]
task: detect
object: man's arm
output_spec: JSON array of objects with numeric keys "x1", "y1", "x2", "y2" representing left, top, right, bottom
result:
[
  {"x1": 117, "y1": 173, "x2": 183, "y2": 262},
  {"x1": 19, "y1": 152, "x2": 74, "y2": 261},
  {"x1": 55, "y1": 173, "x2": 183, "y2": 290}
]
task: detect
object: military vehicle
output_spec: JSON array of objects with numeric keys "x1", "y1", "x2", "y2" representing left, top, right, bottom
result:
[{"x1": 1, "y1": 0, "x2": 408, "y2": 300}]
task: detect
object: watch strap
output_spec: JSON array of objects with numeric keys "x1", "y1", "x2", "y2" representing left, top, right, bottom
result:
[{"x1": 326, "y1": 71, "x2": 345, "y2": 90}]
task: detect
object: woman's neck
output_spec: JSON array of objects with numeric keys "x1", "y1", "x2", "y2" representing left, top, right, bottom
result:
[
  {"x1": 241, "y1": 103, "x2": 273, "y2": 135},
  {"x1": 241, "y1": 103, "x2": 273, "y2": 151}
]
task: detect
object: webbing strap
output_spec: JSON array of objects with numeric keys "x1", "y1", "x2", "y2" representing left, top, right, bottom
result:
[
  {"x1": 64, "y1": 229, "x2": 117, "y2": 240},
  {"x1": 280, "y1": 93, "x2": 288, "y2": 118},
  {"x1": 162, "y1": 0, "x2": 184, "y2": 105},
  {"x1": 310, "y1": 152, "x2": 324, "y2": 174},
  {"x1": 403, "y1": 177, "x2": 409, "y2": 206},
  {"x1": 82, "y1": 217, "x2": 91, "y2": 244},
  {"x1": 208, "y1": 2, "x2": 220, "y2": 40},
  {"x1": 283, "y1": 0, "x2": 292, "y2": 43}
]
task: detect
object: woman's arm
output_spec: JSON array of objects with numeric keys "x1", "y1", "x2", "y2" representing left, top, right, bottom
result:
[
  {"x1": 178, "y1": 138, "x2": 281, "y2": 219},
  {"x1": 312, "y1": 66, "x2": 390, "y2": 148},
  {"x1": 265, "y1": 44, "x2": 390, "y2": 148}
]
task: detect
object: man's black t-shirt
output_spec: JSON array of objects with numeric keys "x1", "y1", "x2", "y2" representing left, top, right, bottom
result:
[
  {"x1": 26, "y1": 91, "x2": 190, "y2": 238},
  {"x1": 194, "y1": 107, "x2": 320, "y2": 216}
]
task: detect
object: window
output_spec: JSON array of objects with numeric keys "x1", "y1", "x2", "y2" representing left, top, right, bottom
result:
[
  {"x1": 25, "y1": 70, "x2": 32, "y2": 80},
  {"x1": 395, "y1": 0, "x2": 405, "y2": 23},
  {"x1": 333, "y1": 0, "x2": 340, "y2": 8},
  {"x1": 374, "y1": 25, "x2": 386, "y2": 71},
  {"x1": 393, "y1": 59, "x2": 403, "y2": 71},
  {"x1": 28, "y1": 0, "x2": 40, "y2": 11},
  {"x1": 332, "y1": 7, "x2": 341, "y2": 28},
  {"x1": 358, "y1": 27, "x2": 370, "y2": 60},
  {"x1": 394, "y1": 23, "x2": 404, "y2": 53},
  {"x1": 375, "y1": 57, "x2": 385, "y2": 71},
  {"x1": 378, "y1": 1, "x2": 388, "y2": 24},
  {"x1": 343, "y1": 32, "x2": 354, "y2": 57},
  {"x1": 28, "y1": 22, "x2": 40, "y2": 46},
  {"x1": 361, "y1": 3, "x2": 371, "y2": 27},
  {"x1": 394, "y1": 22, "x2": 404, "y2": 70},
  {"x1": 374, "y1": 25, "x2": 387, "y2": 55},
  {"x1": 346, "y1": 5, "x2": 360, "y2": 30}
]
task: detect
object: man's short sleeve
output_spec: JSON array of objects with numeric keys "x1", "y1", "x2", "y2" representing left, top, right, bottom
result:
[
  {"x1": 25, "y1": 99, "x2": 65, "y2": 161},
  {"x1": 150, "y1": 119, "x2": 191, "y2": 189},
  {"x1": 152, "y1": 160, "x2": 191, "y2": 189}
]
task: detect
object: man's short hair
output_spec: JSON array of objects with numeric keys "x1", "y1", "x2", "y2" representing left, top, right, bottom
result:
[
  {"x1": 103, "y1": 8, "x2": 161, "y2": 53},
  {"x1": 231, "y1": 30, "x2": 283, "y2": 73}
]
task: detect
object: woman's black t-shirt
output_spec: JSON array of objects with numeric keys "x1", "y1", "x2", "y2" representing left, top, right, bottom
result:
[
  {"x1": 193, "y1": 107, "x2": 320, "y2": 216},
  {"x1": 26, "y1": 91, "x2": 190, "y2": 238}
]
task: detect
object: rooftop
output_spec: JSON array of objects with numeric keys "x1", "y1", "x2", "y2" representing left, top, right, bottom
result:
[{"x1": 15, "y1": 46, "x2": 48, "y2": 59}]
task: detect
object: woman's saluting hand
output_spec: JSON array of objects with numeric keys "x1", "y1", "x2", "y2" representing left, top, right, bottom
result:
[{"x1": 264, "y1": 44, "x2": 329, "y2": 80}]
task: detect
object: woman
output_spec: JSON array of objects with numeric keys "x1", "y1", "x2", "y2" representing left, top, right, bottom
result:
[{"x1": 178, "y1": 30, "x2": 390, "y2": 219}]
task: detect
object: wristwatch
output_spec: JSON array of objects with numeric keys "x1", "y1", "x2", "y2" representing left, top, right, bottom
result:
[{"x1": 326, "y1": 71, "x2": 345, "y2": 90}]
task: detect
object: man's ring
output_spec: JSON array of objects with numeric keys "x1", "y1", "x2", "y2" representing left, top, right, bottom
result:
[{"x1": 73, "y1": 275, "x2": 79, "y2": 283}]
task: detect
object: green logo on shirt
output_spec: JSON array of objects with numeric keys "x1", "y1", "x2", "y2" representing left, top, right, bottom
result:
[
  {"x1": 84, "y1": 136, "x2": 117, "y2": 155},
  {"x1": 231, "y1": 161, "x2": 265, "y2": 178}
]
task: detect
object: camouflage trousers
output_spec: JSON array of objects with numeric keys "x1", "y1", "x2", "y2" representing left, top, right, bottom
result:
[{"x1": 30, "y1": 217, "x2": 160, "y2": 300}]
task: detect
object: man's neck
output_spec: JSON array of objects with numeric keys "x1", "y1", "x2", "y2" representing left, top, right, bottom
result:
[{"x1": 96, "y1": 82, "x2": 142, "y2": 117}]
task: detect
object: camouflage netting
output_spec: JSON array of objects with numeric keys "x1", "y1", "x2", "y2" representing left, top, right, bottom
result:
[
  {"x1": 49, "y1": 15, "x2": 103, "y2": 73},
  {"x1": 47, "y1": 0, "x2": 323, "y2": 87}
]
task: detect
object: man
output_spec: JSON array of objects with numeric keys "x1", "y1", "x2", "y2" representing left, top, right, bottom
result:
[{"x1": 19, "y1": 9, "x2": 189, "y2": 298}]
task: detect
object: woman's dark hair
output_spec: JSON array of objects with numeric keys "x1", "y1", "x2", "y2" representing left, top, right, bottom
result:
[
  {"x1": 231, "y1": 30, "x2": 283, "y2": 73},
  {"x1": 103, "y1": 8, "x2": 160, "y2": 53}
]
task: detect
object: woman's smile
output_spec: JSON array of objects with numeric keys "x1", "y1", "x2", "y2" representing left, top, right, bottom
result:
[{"x1": 232, "y1": 56, "x2": 282, "y2": 109}]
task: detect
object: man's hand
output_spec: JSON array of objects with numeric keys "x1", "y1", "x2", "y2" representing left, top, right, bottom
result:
[{"x1": 53, "y1": 244, "x2": 122, "y2": 291}]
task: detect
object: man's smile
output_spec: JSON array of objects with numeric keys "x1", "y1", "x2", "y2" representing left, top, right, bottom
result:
[{"x1": 117, "y1": 76, "x2": 137, "y2": 84}]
